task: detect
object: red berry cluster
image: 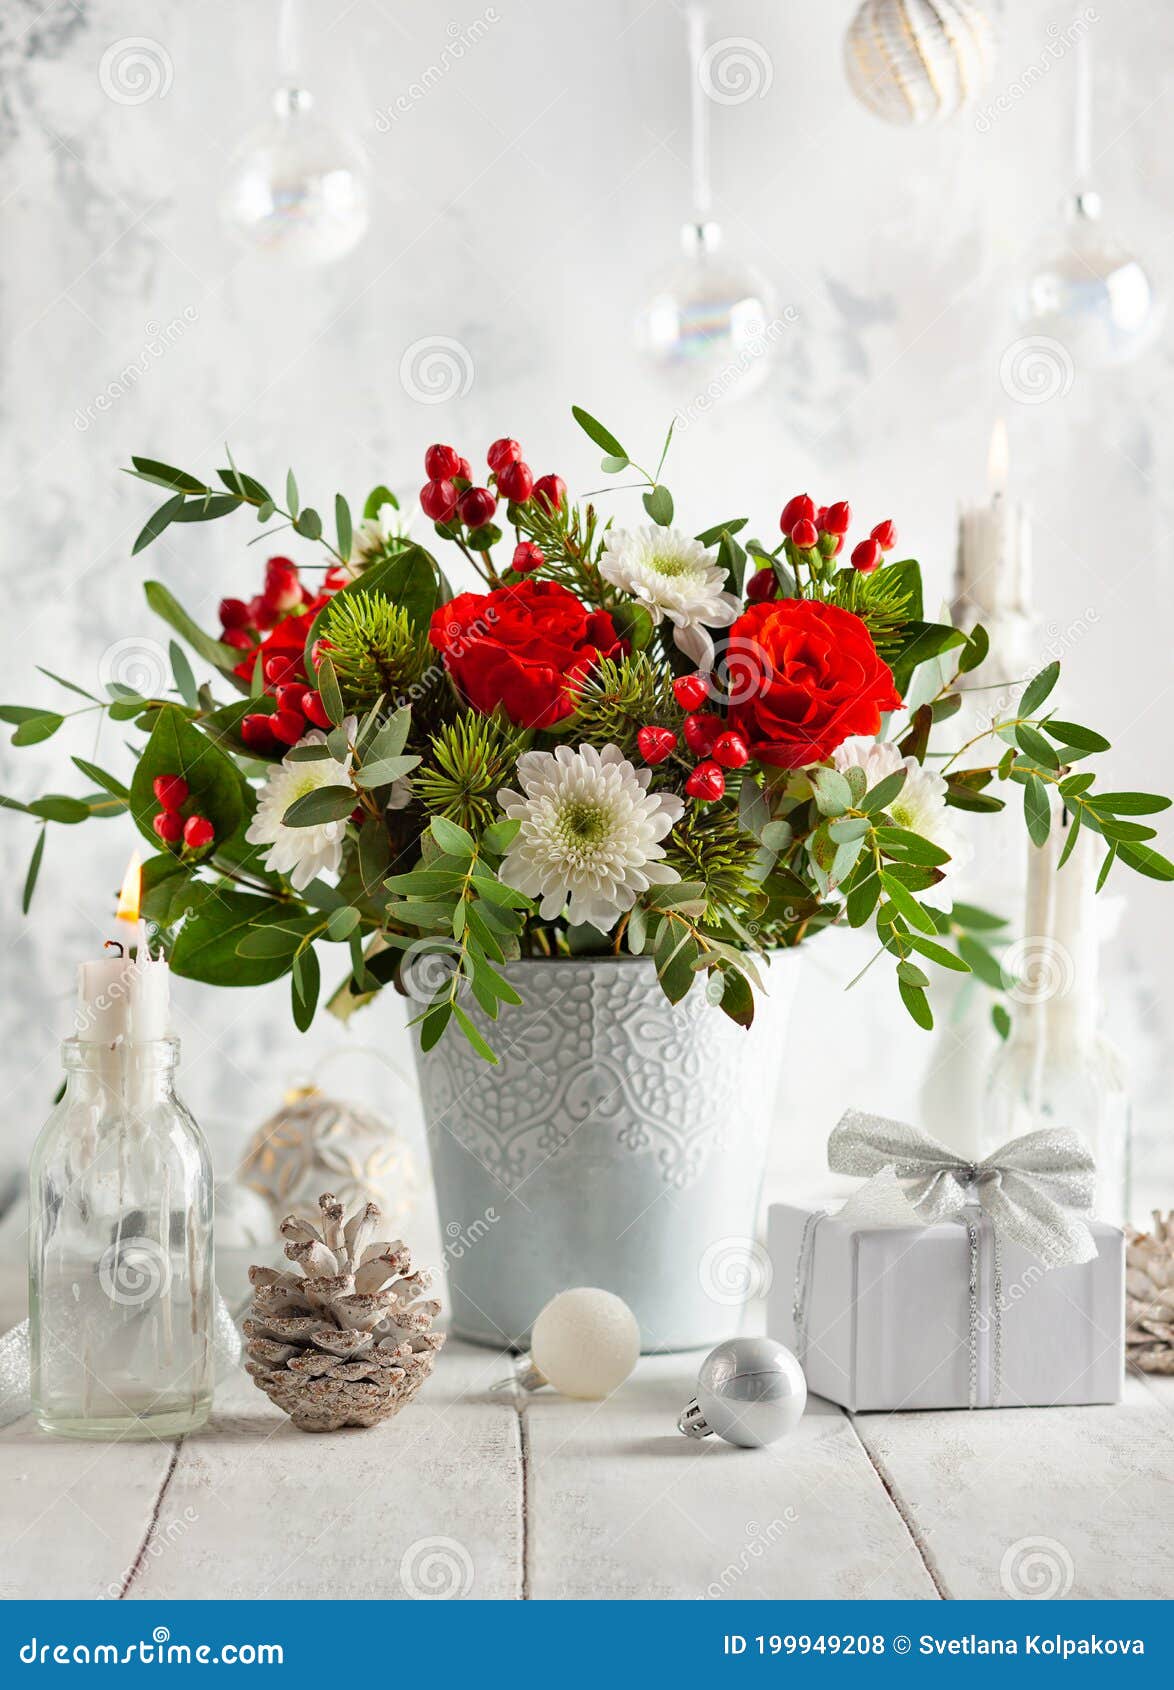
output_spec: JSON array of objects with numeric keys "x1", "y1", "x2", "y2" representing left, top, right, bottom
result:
[
  {"x1": 241, "y1": 683, "x2": 333, "y2": 757},
  {"x1": 745, "y1": 497, "x2": 897, "y2": 600},
  {"x1": 216, "y1": 554, "x2": 342, "y2": 756},
  {"x1": 419, "y1": 440, "x2": 565, "y2": 559},
  {"x1": 218, "y1": 555, "x2": 319, "y2": 652},
  {"x1": 150, "y1": 775, "x2": 214, "y2": 852},
  {"x1": 634, "y1": 672, "x2": 750, "y2": 805}
]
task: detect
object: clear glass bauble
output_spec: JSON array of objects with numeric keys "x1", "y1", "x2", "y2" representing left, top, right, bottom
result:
[
  {"x1": 637, "y1": 222, "x2": 777, "y2": 398},
  {"x1": 1017, "y1": 194, "x2": 1163, "y2": 369},
  {"x1": 222, "y1": 87, "x2": 370, "y2": 267},
  {"x1": 28, "y1": 1038, "x2": 215, "y2": 1440}
]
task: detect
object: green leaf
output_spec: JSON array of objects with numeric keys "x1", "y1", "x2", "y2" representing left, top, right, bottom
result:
[
  {"x1": 291, "y1": 946, "x2": 321, "y2": 1032},
  {"x1": 128, "y1": 705, "x2": 246, "y2": 852},
  {"x1": 326, "y1": 907, "x2": 360, "y2": 941},
  {"x1": 431, "y1": 815, "x2": 476, "y2": 857},
  {"x1": 950, "y1": 901, "x2": 1007, "y2": 931},
  {"x1": 132, "y1": 493, "x2": 186, "y2": 555},
  {"x1": 600, "y1": 453, "x2": 629, "y2": 474},
  {"x1": 874, "y1": 826, "x2": 951, "y2": 867},
  {"x1": 1042, "y1": 720, "x2": 1110, "y2": 754},
  {"x1": 21, "y1": 829, "x2": 45, "y2": 913},
  {"x1": 956, "y1": 935, "x2": 1006, "y2": 990},
  {"x1": 171, "y1": 492, "x2": 242, "y2": 524},
  {"x1": 1097, "y1": 844, "x2": 1117, "y2": 891},
  {"x1": 897, "y1": 960, "x2": 930, "y2": 989},
  {"x1": 1118, "y1": 841, "x2": 1174, "y2": 882},
  {"x1": 570, "y1": 405, "x2": 627, "y2": 459},
  {"x1": 27, "y1": 795, "x2": 90, "y2": 824},
  {"x1": 957, "y1": 622, "x2": 990, "y2": 676},
  {"x1": 1023, "y1": 775, "x2": 1051, "y2": 847},
  {"x1": 643, "y1": 484, "x2": 674, "y2": 527},
  {"x1": 317, "y1": 656, "x2": 344, "y2": 726},
  {"x1": 363, "y1": 483, "x2": 395, "y2": 520},
  {"x1": 282, "y1": 785, "x2": 355, "y2": 827},
  {"x1": 294, "y1": 506, "x2": 323, "y2": 541},
  {"x1": 898, "y1": 979, "x2": 934, "y2": 1030},
  {"x1": 37, "y1": 668, "x2": 98, "y2": 702},
  {"x1": 452, "y1": 1003, "x2": 499, "y2": 1064},
  {"x1": 364, "y1": 707, "x2": 412, "y2": 762},
  {"x1": 352, "y1": 754, "x2": 418, "y2": 789},
  {"x1": 217, "y1": 465, "x2": 270, "y2": 504},
  {"x1": 880, "y1": 872, "x2": 937, "y2": 933},
  {"x1": 169, "y1": 640, "x2": 198, "y2": 707},
  {"x1": 845, "y1": 873, "x2": 881, "y2": 928},
  {"x1": 907, "y1": 934, "x2": 970, "y2": 973},
  {"x1": 719, "y1": 966, "x2": 756, "y2": 1029},
  {"x1": 1015, "y1": 725, "x2": 1060, "y2": 769},
  {"x1": 144, "y1": 581, "x2": 241, "y2": 672},
  {"x1": 335, "y1": 493, "x2": 352, "y2": 562},
  {"x1": 129, "y1": 457, "x2": 208, "y2": 494},
  {"x1": 1092, "y1": 792, "x2": 1171, "y2": 816},
  {"x1": 1019, "y1": 660, "x2": 1060, "y2": 717},
  {"x1": 992, "y1": 1002, "x2": 1012, "y2": 1040},
  {"x1": 862, "y1": 768, "x2": 908, "y2": 815},
  {"x1": 285, "y1": 469, "x2": 300, "y2": 518},
  {"x1": 695, "y1": 518, "x2": 748, "y2": 548},
  {"x1": 11, "y1": 712, "x2": 63, "y2": 747},
  {"x1": 1057, "y1": 809, "x2": 1083, "y2": 869},
  {"x1": 171, "y1": 893, "x2": 302, "y2": 986},
  {"x1": 811, "y1": 767, "x2": 853, "y2": 818}
]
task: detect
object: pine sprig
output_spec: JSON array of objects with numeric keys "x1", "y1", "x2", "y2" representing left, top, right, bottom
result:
[
  {"x1": 320, "y1": 593, "x2": 432, "y2": 709},
  {"x1": 662, "y1": 805, "x2": 765, "y2": 927},
  {"x1": 568, "y1": 654, "x2": 675, "y2": 760},
  {"x1": 414, "y1": 712, "x2": 528, "y2": 834},
  {"x1": 511, "y1": 497, "x2": 612, "y2": 603},
  {"x1": 829, "y1": 564, "x2": 918, "y2": 660}
]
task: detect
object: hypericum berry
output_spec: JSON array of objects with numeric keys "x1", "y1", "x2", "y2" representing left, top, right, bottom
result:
[
  {"x1": 275, "y1": 683, "x2": 306, "y2": 714},
  {"x1": 819, "y1": 532, "x2": 844, "y2": 558},
  {"x1": 457, "y1": 486, "x2": 497, "y2": 528},
  {"x1": 511, "y1": 541, "x2": 545, "y2": 574},
  {"x1": 637, "y1": 726, "x2": 678, "y2": 765},
  {"x1": 710, "y1": 731, "x2": 750, "y2": 769},
  {"x1": 497, "y1": 460, "x2": 534, "y2": 503},
  {"x1": 672, "y1": 673, "x2": 710, "y2": 712},
  {"x1": 221, "y1": 628, "x2": 255, "y2": 653},
  {"x1": 263, "y1": 653, "x2": 300, "y2": 687},
  {"x1": 241, "y1": 713, "x2": 279, "y2": 753},
  {"x1": 424, "y1": 443, "x2": 461, "y2": 480},
  {"x1": 250, "y1": 594, "x2": 279, "y2": 631},
  {"x1": 685, "y1": 761, "x2": 725, "y2": 802},
  {"x1": 420, "y1": 478, "x2": 458, "y2": 522},
  {"x1": 264, "y1": 558, "x2": 302, "y2": 613},
  {"x1": 745, "y1": 567, "x2": 777, "y2": 604},
  {"x1": 270, "y1": 708, "x2": 306, "y2": 746},
  {"x1": 152, "y1": 809, "x2": 184, "y2": 844},
  {"x1": 682, "y1": 712, "x2": 720, "y2": 755},
  {"x1": 533, "y1": 473, "x2": 566, "y2": 513},
  {"x1": 152, "y1": 774, "x2": 189, "y2": 812},
  {"x1": 219, "y1": 596, "x2": 252, "y2": 630},
  {"x1": 455, "y1": 456, "x2": 472, "y2": 482},
  {"x1": 301, "y1": 689, "x2": 332, "y2": 729},
  {"x1": 851, "y1": 537, "x2": 883, "y2": 574},
  {"x1": 487, "y1": 437, "x2": 522, "y2": 473},
  {"x1": 183, "y1": 814, "x2": 215, "y2": 850},
  {"x1": 790, "y1": 516, "x2": 819, "y2": 550},
  {"x1": 780, "y1": 493, "x2": 816, "y2": 537},
  {"x1": 871, "y1": 518, "x2": 897, "y2": 551},
  {"x1": 823, "y1": 501, "x2": 852, "y2": 535}
]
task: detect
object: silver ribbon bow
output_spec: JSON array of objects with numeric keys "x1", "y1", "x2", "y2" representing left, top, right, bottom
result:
[{"x1": 828, "y1": 1109, "x2": 1097, "y2": 1268}]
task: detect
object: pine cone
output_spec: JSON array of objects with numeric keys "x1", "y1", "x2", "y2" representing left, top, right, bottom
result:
[
  {"x1": 1125, "y1": 1211, "x2": 1174, "y2": 1376},
  {"x1": 244, "y1": 1192, "x2": 444, "y2": 1431}
]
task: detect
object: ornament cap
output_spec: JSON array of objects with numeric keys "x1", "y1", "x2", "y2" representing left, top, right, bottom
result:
[
  {"x1": 677, "y1": 1397, "x2": 713, "y2": 1439},
  {"x1": 680, "y1": 219, "x2": 723, "y2": 257}
]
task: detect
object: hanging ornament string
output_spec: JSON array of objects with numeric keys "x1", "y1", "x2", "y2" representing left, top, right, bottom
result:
[{"x1": 686, "y1": 3, "x2": 712, "y2": 227}]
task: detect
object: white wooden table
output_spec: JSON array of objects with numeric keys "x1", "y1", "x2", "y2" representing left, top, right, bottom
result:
[{"x1": 3, "y1": 1327, "x2": 1172, "y2": 1601}]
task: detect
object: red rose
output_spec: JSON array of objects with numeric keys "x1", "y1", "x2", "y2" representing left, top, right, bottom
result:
[
  {"x1": 725, "y1": 599, "x2": 902, "y2": 769},
  {"x1": 430, "y1": 579, "x2": 625, "y2": 728}
]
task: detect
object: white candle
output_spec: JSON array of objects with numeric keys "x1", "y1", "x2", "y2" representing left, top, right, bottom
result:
[
  {"x1": 76, "y1": 853, "x2": 170, "y2": 1046},
  {"x1": 954, "y1": 419, "x2": 1033, "y2": 632}
]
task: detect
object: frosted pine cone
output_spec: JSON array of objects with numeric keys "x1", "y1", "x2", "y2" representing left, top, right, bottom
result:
[
  {"x1": 1125, "y1": 1211, "x2": 1174, "y2": 1377},
  {"x1": 244, "y1": 1192, "x2": 444, "y2": 1431}
]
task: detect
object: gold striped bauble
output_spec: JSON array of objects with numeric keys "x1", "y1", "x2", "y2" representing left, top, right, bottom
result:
[{"x1": 844, "y1": 0, "x2": 997, "y2": 126}]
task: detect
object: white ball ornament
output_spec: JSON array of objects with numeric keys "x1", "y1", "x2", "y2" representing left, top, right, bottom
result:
[
  {"x1": 522, "y1": 1288, "x2": 641, "y2": 1399},
  {"x1": 844, "y1": 0, "x2": 996, "y2": 127}
]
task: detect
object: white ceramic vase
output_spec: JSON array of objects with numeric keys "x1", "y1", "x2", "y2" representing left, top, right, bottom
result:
[{"x1": 411, "y1": 952, "x2": 800, "y2": 1352}]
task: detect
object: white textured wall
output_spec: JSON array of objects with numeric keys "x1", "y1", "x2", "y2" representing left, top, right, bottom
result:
[{"x1": 1, "y1": 0, "x2": 1171, "y2": 1210}]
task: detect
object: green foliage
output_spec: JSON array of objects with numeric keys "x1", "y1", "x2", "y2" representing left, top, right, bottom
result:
[
  {"x1": 414, "y1": 712, "x2": 527, "y2": 834},
  {"x1": 569, "y1": 653, "x2": 675, "y2": 760},
  {"x1": 319, "y1": 591, "x2": 432, "y2": 709},
  {"x1": 661, "y1": 805, "x2": 765, "y2": 927},
  {"x1": 829, "y1": 559, "x2": 921, "y2": 660}
]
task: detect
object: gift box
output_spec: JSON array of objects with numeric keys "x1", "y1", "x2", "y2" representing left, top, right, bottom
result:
[{"x1": 767, "y1": 1201, "x2": 1124, "y2": 1411}]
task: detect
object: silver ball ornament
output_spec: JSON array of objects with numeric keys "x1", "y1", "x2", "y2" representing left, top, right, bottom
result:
[{"x1": 678, "y1": 1336, "x2": 806, "y2": 1448}]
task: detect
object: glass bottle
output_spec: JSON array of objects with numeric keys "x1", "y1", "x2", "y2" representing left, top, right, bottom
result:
[
  {"x1": 29, "y1": 1038, "x2": 214, "y2": 1440},
  {"x1": 983, "y1": 817, "x2": 1132, "y2": 1226}
]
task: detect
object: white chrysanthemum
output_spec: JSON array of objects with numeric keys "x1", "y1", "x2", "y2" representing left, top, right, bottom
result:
[
  {"x1": 496, "y1": 743, "x2": 685, "y2": 932},
  {"x1": 246, "y1": 719, "x2": 357, "y2": 891},
  {"x1": 599, "y1": 525, "x2": 741, "y2": 667},
  {"x1": 832, "y1": 736, "x2": 972, "y2": 907},
  {"x1": 351, "y1": 499, "x2": 415, "y2": 570}
]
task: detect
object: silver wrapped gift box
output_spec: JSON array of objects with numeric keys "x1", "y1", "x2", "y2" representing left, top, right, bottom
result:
[{"x1": 767, "y1": 1201, "x2": 1124, "y2": 1412}]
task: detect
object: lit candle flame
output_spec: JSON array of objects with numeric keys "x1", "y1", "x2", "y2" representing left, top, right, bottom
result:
[
  {"x1": 116, "y1": 852, "x2": 143, "y2": 925},
  {"x1": 988, "y1": 417, "x2": 1009, "y2": 498}
]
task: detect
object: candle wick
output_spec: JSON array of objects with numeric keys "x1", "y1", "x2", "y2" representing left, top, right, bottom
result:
[{"x1": 104, "y1": 939, "x2": 127, "y2": 959}]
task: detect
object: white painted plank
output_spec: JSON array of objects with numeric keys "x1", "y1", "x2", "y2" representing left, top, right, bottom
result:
[
  {"x1": 126, "y1": 1339, "x2": 522, "y2": 1600},
  {"x1": 0, "y1": 1414, "x2": 173, "y2": 1600},
  {"x1": 853, "y1": 1375, "x2": 1174, "y2": 1599},
  {"x1": 523, "y1": 1358, "x2": 938, "y2": 1600}
]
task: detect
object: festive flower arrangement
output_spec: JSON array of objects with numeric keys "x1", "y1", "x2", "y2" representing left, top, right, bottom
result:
[{"x1": 4, "y1": 409, "x2": 1171, "y2": 1060}]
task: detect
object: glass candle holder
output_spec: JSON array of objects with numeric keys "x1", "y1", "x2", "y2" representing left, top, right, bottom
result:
[{"x1": 28, "y1": 1038, "x2": 214, "y2": 1440}]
